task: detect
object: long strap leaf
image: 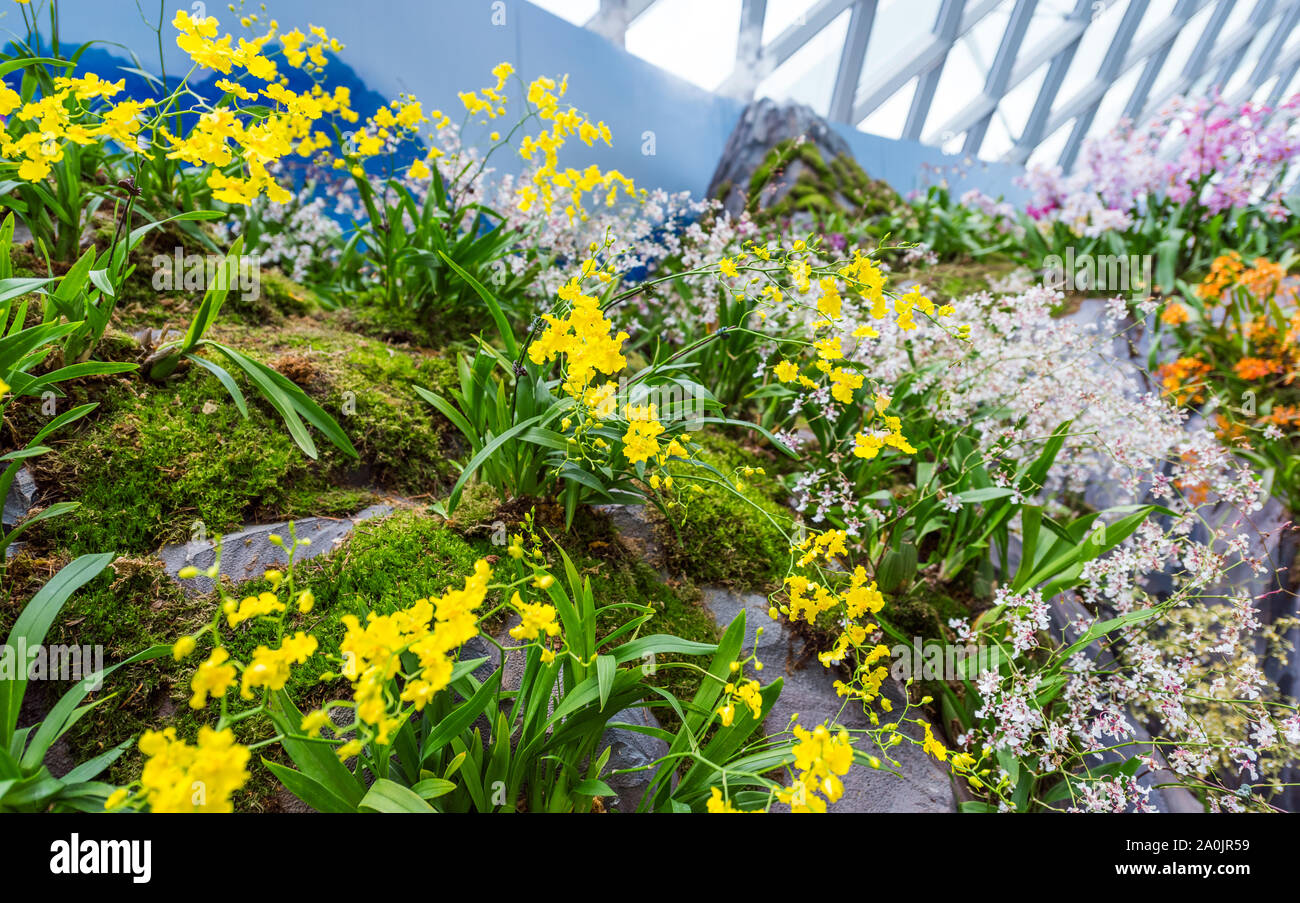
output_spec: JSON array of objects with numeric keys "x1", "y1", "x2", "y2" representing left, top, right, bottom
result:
[{"x1": 1, "y1": 552, "x2": 113, "y2": 746}]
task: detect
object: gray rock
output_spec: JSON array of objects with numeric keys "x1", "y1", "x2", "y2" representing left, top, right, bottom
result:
[
  {"x1": 598, "y1": 705, "x2": 670, "y2": 813},
  {"x1": 156, "y1": 504, "x2": 396, "y2": 593},
  {"x1": 463, "y1": 616, "x2": 529, "y2": 693},
  {"x1": 462, "y1": 634, "x2": 503, "y2": 685},
  {"x1": 593, "y1": 503, "x2": 665, "y2": 572},
  {"x1": 3, "y1": 466, "x2": 37, "y2": 526},
  {"x1": 706, "y1": 97, "x2": 895, "y2": 219},
  {"x1": 701, "y1": 586, "x2": 956, "y2": 812}
]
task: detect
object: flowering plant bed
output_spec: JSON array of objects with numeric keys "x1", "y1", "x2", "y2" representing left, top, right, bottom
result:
[{"x1": 0, "y1": 3, "x2": 1296, "y2": 820}]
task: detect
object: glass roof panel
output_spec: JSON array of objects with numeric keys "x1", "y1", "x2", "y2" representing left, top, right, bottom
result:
[
  {"x1": 761, "y1": 0, "x2": 822, "y2": 44},
  {"x1": 753, "y1": 7, "x2": 853, "y2": 114},
  {"x1": 857, "y1": 0, "x2": 943, "y2": 92},
  {"x1": 526, "y1": 0, "x2": 1291, "y2": 171},
  {"x1": 626, "y1": 0, "x2": 743, "y2": 91},
  {"x1": 858, "y1": 76, "x2": 919, "y2": 136},
  {"x1": 1027, "y1": 116, "x2": 1075, "y2": 167},
  {"x1": 1055, "y1": 0, "x2": 1135, "y2": 115},
  {"x1": 999, "y1": 58, "x2": 1051, "y2": 148}
]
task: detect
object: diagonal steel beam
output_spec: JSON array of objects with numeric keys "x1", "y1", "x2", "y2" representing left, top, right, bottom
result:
[
  {"x1": 1228, "y1": 29, "x2": 1300, "y2": 106},
  {"x1": 903, "y1": 0, "x2": 968, "y2": 141},
  {"x1": 1238, "y1": 1, "x2": 1300, "y2": 101},
  {"x1": 1214, "y1": 0, "x2": 1275, "y2": 89},
  {"x1": 828, "y1": 0, "x2": 877, "y2": 121},
  {"x1": 585, "y1": 0, "x2": 658, "y2": 47},
  {"x1": 1058, "y1": 0, "x2": 1150, "y2": 171},
  {"x1": 946, "y1": 0, "x2": 1214, "y2": 162},
  {"x1": 732, "y1": 0, "x2": 769, "y2": 101},
  {"x1": 1123, "y1": 0, "x2": 1203, "y2": 120},
  {"x1": 1140, "y1": 0, "x2": 1300, "y2": 118},
  {"x1": 1132, "y1": 0, "x2": 1239, "y2": 120},
  {"x1": 1169, "y1": 0, "x2": 1234, "y2": 94},
  {"x1": 1003, "y1": 0, "x2": 1093, "y2": 165},
  {"x1": 1267, "y1": 58, "x2": 1300, "y2": 107},
  {"x1": 958, "y1": 0, "x2": 1038, "y2": 155},
  {"x1": 849, "y1": 0, "x2": 1003, "y2": 124},
  {"x1": 1044, "y1": 0, "x2": 1300, "y2": 166},
  {"x1": 716, "y1": 0, "x2": 859, "y2": 97}
]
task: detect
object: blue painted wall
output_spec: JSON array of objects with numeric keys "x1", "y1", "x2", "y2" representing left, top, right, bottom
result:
[{"x1": 35, "y1": 0, "x2": 1027, "y2": 202}]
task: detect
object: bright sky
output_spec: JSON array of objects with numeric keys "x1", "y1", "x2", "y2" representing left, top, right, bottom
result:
[{"x1": 527, "y1": 0, "x2": 1300, "y2": 167}]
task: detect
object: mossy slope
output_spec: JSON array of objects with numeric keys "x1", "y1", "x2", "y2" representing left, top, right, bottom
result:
[{"x1": 24, "y1": 315, "x2": 458, "y2": 557}]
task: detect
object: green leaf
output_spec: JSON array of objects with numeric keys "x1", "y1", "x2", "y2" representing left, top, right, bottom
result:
[
  {"x1": 421, "y1": 669, "x2": 502, "y2": 762},
  {"x1": 266, "y1": 691, "x2": 365, "y2": 808},
  {"x1": 187, "y1": 355, "x2": 248, "y2": 419},
  {"x1": 573, "y1": 779, "x2": 616, "y2": 797},
  {"x1": 87, "y1": 269, "x2": 114, "y2": 298},
  {"x1": 956, "y1": 487, "x2": 1016, "y2": 503},
  {"x1": 443, "y1": 413, "x2": 548, "y2": 513},
  {"x1": 1060, "y1": 607, "x2": 1160, "y2": 661},
  {"x1": 415, "y1": 385, "x2": 476, "y2": 445},
  {"x1": 0, "y1": 57, "x2": 74, "y2": 79},
  {"x1": 0, "y1": 501, "x2": 80, "y2": 556},
  {"x1": 200, "y1": 343, "x2": 353, "y2": 460},
  {"x1": 612, "y1": 634, "x2": 717, "y2": 664},
  {"x1": 215, "y1": 345, "x2": 356, "y2": 457},
  {"x1": 359, "y1": 778, "x2": 436, "y2": 812},
  {"x1": 0, "y1": 277, "x2": 55, "y2": 305},
  {"x1": 0, "y1": 553, "x2": 113, "y2": 746},
  {"x1": 60, "y1": 738, "x2": 132, "y2": 786},
  {"x1": 1011, "y1": 504, "x2": 1043, "y2": 591},
  {"x1": 411, "y1": 777, "x2": 457, "y2": 800},
  {"x1": 22, "y1": 644, "x2": 171, "y2": 770},
  {"x1": 262, "y1": 760, "x2": 357, "y2": 813},
  {"x1": 179, "y1": 237, "x2": 244, "y2": 352},
  {"x1": 596, "y1": 654, "x2": 616, "y2": 711},
  {"x1": 876, "y1": 544, "x2": 917, "y2": 593},
  {"x1": 436, "y1": 250, "x2": 517, "y2": 357}
]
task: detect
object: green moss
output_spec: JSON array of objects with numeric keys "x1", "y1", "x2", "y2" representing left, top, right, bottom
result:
[
  {"x1": 797, "y1": 142, "x2": 833, "y2": 178},
  {"x1": 334, "y1": 297, "x2": 443, "y2": 348},
  {"x1": 27, "y1": 318, "x2": 458, "y2": 557},
  {"x1": 16, "y1": 507, "x2": 719, "y2": 810},
  {"x1": 885, "y1": 594, "x2": 945, "y2": 642},
  {"x1": 743, "y1": 138, "x2": 903, "y2": 226},
  {"x1": 656, "y1": 431, "x2": 793, "y2": 589},
  {"x1": 223, "y1": 268, "x2": 321, "y2": 323},
  {"x1": 442, "y1": 481, "x2": 506, "y2": 537},
  {"x1": 238, "y1": 318, "x2": 460, "y2": 490},
  {"x1": 31, "y1": 370, "x2": 335, "y2": 555},
  {"x1": 5, "y1": 513, "x2": 491, "y2": 811},
  {"x1": 94, "y1": 328, "x2": 146, "y2": 364},
  {"x1": 0, "y1": 555, "x2": 217, "y2": 804}
]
